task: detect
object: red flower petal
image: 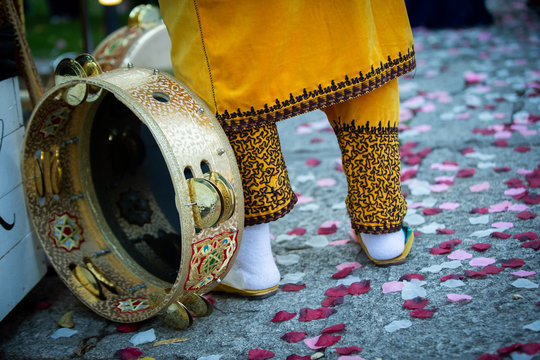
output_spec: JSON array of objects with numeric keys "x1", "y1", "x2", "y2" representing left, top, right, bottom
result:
[
  {"x1": 514, "y1": 232, "x2": 539, "y2": 240},
  {"x1": 405, "y1": 155, "x2": 422, "y2": 165},
  {"x1": 298, "y1": 307, "x2": 337, "y2": 322},
  {"x1": 306, "y1": 158, "x2": 321, "y2": 167},
  {"x1": 483, "y1": 265, "x2": 504, "y2": 275},
  {"x1": 321, "y1": 323, "x2": 346, "y2": 334},
  {"x1": 516, "y1": 211, "x2": 537, "y2": 220},
  {"x1": 322, "y1": 296, "x2": 344, "y2": 307},
  {"x1": 116, "y1": 323, "x2": 142, "y2": 333},
  {"x1": 403, "y1": 297, "x2": 429, "y2": 310},
  {"x1": 493, "y1": 166, "x2": 511, "y2": 173},
  {"x1": 325, "y1": 284, "x2": 349, "y2": 297},
  {"x1": 514, "y1": 145, "x2": 531, "y2": 153},
  {"x1": 440, "y1": 238, "x2": 463, "y2": 249},
  {"x1": 336, "y1": 346, "x2": 363, "y2": 355},
  {"x1": 417, "y1": 147, "x2": 432, "y2": 158},
  {"x1": 431, "y1": 247, "x2": 451, "y2": 255},
  {"x1": 314, "y1": 334, "x2": 341, "y2": 348},
  {"x1": 409, "y1": 308, "x2": 437, "y2": 318},
  {"x1": 34, "y1": 301, "x2": 52, "y2": 310},
  {"x1": 248, "y1": 349, "x2": 275, "y2": 360},
  {"x1": 348, "y1": 280, "x2": 371, "y2": 295},
  {"x1": 470, "y1": 243, "x2": 492, "y2": 252},
  {"x1": 522, "y1": 240, "x2": 540, "y2": 250},
  {"x1": 441, "y1": 274, "x2": 464, "y2": 282},
  {"x1": 493, "y1": 139, "x2": 508, "y2": 147},
  {"x1": 318, "y1": 223, "x2": 338, "y2": 235},
  {"x1": 286, "y1": 355, "x2": 310, "y2": 360},
  {"x1": 524, "y1": 193, "x2": 540, "y2": 205},
  {"x1": 497, "y1": 343, "x2": 522, "y2": 355},
  {"x1": 287, "y1": 228, "x2": 307, "y2": 236},
  {"x1": 332, "y1": 267, "x2": 354, "y2": 279},
  {"x1": 281, "y1": 283, "x2": 306, "y2": 292},
  {"x1": 491, "y1": 232, "x2": 512, "y2": 239},
  {"x1": 501, "y1": 258, "x2": 525, "y2": 268},
  {"x1": 281, "y1": 332, "x2": 307, "y2": 343},
  {"x1": 471, "y1": 207, "x2": 489, "y2": 214},
  {"x1": 457, "y1": 168, "x2": 476, "y2": 178},
  {"x1": 399, "y1": 273, "x2": 425, "y2": 281},
  {"x1": 505, "y1": 178, "x2": 526, "y2": 188},
  {"x1": 271, "y1": 311, "x2": 297, "y2": 322},
  {"x1": 436, "y1": 228, "x2": 456, "y2": 234},
  {"x1": 520, "y1": 342, "x2": 540, "y2": 355},
  {"x1": 460, "y1": 147, "x2": 475, "y2": 155},
  {"x1": 115, "y1": 347, "x2": 143, "y2": 360},
  {"x1": 423, "y1": 208, "x2": 443, "y2": 215}
]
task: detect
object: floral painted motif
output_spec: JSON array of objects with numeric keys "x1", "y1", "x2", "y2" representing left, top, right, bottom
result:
[
  {"x1": 116, "y1": 297, "x2": 150, "y2": 313},
  {"x1": 184, "y1": 231, "x2": 238, "y2": 291},
  {"x1": 47, "y1": 212, "x2": 84, "y2": 252},
  {"x1": 39, "y1": 106, "x2": 71, "y2": 138}
]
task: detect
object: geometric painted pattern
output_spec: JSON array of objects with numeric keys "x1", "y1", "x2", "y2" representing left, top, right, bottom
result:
[
  {"x1": 116, "y1": 297, "x2": 151, "y2": 313},
  {"x1": 39, "y1": 106, "x2": 71, "y2": 139},
  {"x1": 184, "y1": 231, "x2": 238, "y2": 291},
  {"x1": 47, "y1": 212, "x2": 84, "y2": 252}
]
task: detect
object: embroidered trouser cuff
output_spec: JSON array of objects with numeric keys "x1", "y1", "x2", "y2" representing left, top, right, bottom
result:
[
  {"x1": 225, "y1": 123, "x2": 297, "y2": 226},
  {"x1": 322, "y1": 79, "x2": 407, "y2": 234}
]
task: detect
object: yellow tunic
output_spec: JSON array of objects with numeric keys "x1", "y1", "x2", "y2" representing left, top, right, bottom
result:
[{"x1": 159, "y1": 0, "x2": 415, "y2": 132}]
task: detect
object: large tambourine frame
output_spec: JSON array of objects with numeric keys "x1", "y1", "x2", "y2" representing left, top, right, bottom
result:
[{"x1": 21, "y1": 66, "x2": 244, "y2": 325}]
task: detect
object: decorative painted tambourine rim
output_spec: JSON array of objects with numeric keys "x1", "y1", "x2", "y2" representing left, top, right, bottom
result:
[{"x1": 21, "y1": 67, "x2": 244, "y2": 322}]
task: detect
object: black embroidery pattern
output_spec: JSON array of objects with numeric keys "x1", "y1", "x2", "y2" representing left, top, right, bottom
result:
[
  {"x1": 217, "y1": 48, "x2": 415, "y2": 131},
  {"x1": 225, "y1": 123, "x2": 297, "y2": 225},
  {"x1": 332, "y1": 119, "x2": 407, "y2": 234}
]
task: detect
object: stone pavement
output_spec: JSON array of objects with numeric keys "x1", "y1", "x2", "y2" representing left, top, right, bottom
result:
[{"x1": 1, "y1": 2, "x2": 539, "y2": 360}]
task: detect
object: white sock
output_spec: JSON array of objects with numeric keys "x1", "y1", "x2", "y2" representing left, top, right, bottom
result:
[
  {"x1": 221, "y1": 223, "x2": 281, "y2": 290},
  {"x1": 360, "y1": 229, "x2": 405, "y2": 260}
]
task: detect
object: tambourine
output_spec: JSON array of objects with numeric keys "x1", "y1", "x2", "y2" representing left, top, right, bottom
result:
[
  {"x1": 21, "y1": 56, "x2": 244, "y2": 328},
  {"x1": 93, "y1": 5, "x2": 173, "y2": 73}
]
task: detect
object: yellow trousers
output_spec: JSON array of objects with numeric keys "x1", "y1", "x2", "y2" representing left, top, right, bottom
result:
[{"x1": 226, "y1": 79, "x2": 407, "y2": 234}]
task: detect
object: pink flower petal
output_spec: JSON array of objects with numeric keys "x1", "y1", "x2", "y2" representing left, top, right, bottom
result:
[
  {"x1": 304, "y1": 335, "x2": 326, "y2": 350},
  {"x1": 469, "y1": 257, "x2": 496, "y2": 267},
  {"x1": 448, "y1": 249, "x2": 473, "y2": 260},
  {"x1": 296, "y1": 195, "x2": 314, "y2": 204},
  {"x1": 306, "y1": 158, "x2": 321, "y2": 167},
  {"x1": 329, "y1": 239, "x2": 351, "y2": 246},
  {"x1": 492, "y1": 222, "x2": 513, "y2": 228},
  {"x1": 336, "y1": 262, "x2": 362, "y2": 271},
  {"x1": 504, "y1": 188, "x2": 526, "y2": 196},
  {"x1": 287, "y1": 228, "x2": 306, "y2": 236},
  {"x1": 430, "y1": 184, "x2": 449, "y2": 192},
  {"x1": 470, "y1": 182, "x2": 490, "y2": 192},
  {"x1": 439, "y1": 202, "x2": 460, "y2": 210},
  {"x1": 382, "y1": 281, "x2": 404, "y2": 293},
  {"x1": 317, "y1": 178, "x2": 337, "y2": 187},
  {"x1": 318, "y1": 220, "x2": 341, "y2": 235},
  {"x1": 447, "y1": 293, "x2": 473, "y2": 302},
  {"x1": 511, "y1": 270, "x2": 536, "y2": 277}
]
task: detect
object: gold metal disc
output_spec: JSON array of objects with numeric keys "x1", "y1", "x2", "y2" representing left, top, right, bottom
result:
[
  {"x1": 160, "y1": 301, "x2": 194, "y2": 330},
  {"x1": 71, "y1": 264, "x2": 103, "y2": 299},
  {"x1": 188, "y1": 178, "x2": 222, "y2": 229},
  {"x1": 127, "y1": 4, "x2": 161, "y2": 29},
  {"x1": 75, "y1": 54, "x2": 103, "y2": 102},
  {"x1": 182, "y1": 293, "x2": 213, "y2": 317},
  {"x1": 49, "y1": 147, "x2": 62, "y2": 195},
  {"x1": 205, "y1": 172, "x2": 236, "y2": 223},
  {"x1": 54, "y1": 58, "x2": 87, "y2": 106}
]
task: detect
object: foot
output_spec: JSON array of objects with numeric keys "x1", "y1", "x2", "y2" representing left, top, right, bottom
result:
[
  {"x1": 359, "y1": 229, "x2": 405, "y2": 260},
  {"x1": 220, "y1": 223, "x2": 280, "y2": 291}
]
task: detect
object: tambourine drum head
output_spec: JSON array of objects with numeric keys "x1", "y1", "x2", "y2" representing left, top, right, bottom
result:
[{"x1": 90, "y1": 93, "x2": 181, "y2": 283}]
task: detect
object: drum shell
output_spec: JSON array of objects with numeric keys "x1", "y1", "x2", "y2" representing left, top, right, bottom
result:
[{"x1": 21, "y1": 67, "x2": 243, "y2": 322}]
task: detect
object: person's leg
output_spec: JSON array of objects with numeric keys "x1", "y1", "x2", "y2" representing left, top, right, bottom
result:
[
  {"x1": 322, "y1": 79, "x2": 410, "y2": 262},
  {"x1": 217, "y1": 123, "x2": 297, "y2": 294}
]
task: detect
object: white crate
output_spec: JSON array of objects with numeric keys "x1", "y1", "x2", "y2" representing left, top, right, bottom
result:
[{"x1": 0, "y1": 77, "x2": 47, "y2": 321}]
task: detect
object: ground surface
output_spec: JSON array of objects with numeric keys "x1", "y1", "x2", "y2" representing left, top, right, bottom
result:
[{"x1": 1, "y1": 1, "x2": 539, "y2": 360}]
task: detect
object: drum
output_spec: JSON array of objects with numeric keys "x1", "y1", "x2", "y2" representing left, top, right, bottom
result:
[
  {"x1": 93, "y1": 5, "x2": 173, "y2": 73},
  {"x1": 21, "y1": 65, "x2": 244, "y2": 327}
]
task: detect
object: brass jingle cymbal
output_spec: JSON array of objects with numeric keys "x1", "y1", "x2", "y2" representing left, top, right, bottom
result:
[
  {"x1": 127, "y1": 4, "x2": 161, "y2": 29},
  {"x1": 54, "y1": 58, "x2": 87, "y2": 106},
  {"x1": 75, "y1": 54, "x2": 103, "y2": 102},
  {"x1": 182, "y1": 293, "x2": 213, "y2": 317},
  {"x1": 204, "y1": 172, "x2": 235, "y2": 223},
  {"x1": 188, "y1": 178, "x2": 222, "y2": 229}
]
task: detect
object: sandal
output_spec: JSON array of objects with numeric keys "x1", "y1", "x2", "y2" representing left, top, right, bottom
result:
[
  {"x1": 356, "y1": 225, "x2": 414, "y2": 266},
  {"x1": 212, "y1": 282, "x2": 279, "y2": 299}
]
